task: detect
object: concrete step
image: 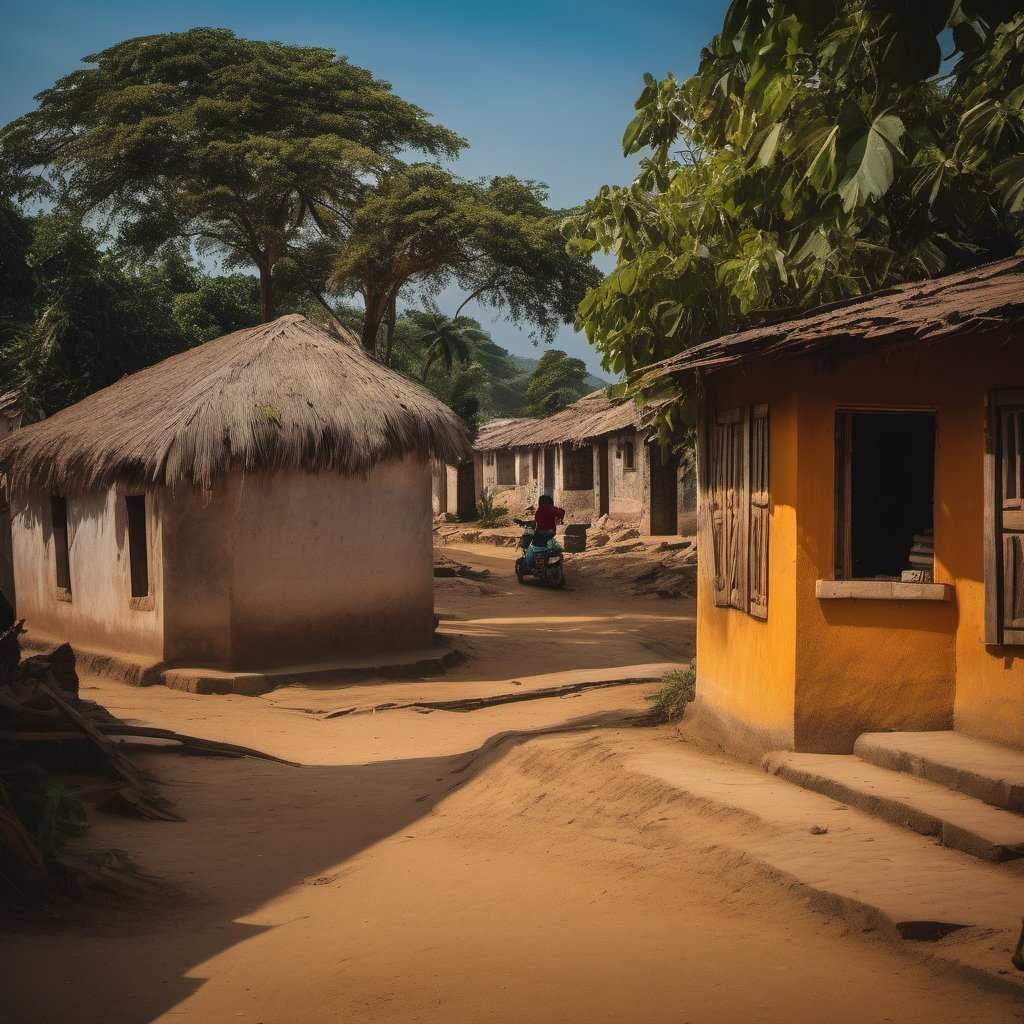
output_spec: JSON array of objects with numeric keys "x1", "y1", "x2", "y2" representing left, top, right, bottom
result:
[
  {"x1": 763, "y1": 751, "x2": 1024, "y2": 862},
  {"x1": 855, "y1": 730, "x2": 1024, "y2": 814}
]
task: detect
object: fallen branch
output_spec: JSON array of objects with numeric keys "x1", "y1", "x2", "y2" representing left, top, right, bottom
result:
[
  {"x1": 321, "y1": 676, "x2": 660, "y2": 719},
  {"x1": 96, "y1": 725, "x2": 302, "y2": 767}
]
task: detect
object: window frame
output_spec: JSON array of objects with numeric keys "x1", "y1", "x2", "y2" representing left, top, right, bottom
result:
[{"x1": 622, "y1": 439, "x2": 636, "y2": 472}]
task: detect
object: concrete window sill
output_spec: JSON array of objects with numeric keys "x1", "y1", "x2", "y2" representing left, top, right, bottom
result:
[
  {"x1": 55, "y1": 587, "x2": 72, "y2": 603},
  {"x1": 815, "y1": 580, "x2": 954, "y2": 602},
  {"x1": 129, "y1": 595, "x2": 155, "y2": 612}
]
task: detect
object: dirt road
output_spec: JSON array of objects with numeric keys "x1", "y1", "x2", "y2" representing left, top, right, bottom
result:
[{"x1": 3, "y1": 545, "x2": 1022, "y2": 1023}]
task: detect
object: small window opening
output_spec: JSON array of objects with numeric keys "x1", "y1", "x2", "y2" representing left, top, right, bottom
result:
[
  {"x1": 836, "y1": 412, "x2": 935, "y2": 580},
  {"x1": 125, "y1": 495, "x2": 150, "y2": 598},
  {"x1": 532, "y1": 449, "x2": 539, "y2": 479},
  {"x1": 485, "y1": 452, "x2": 494, "y2": 467},
  {"x1": 50, "y1": 495, "x2": 72, "y2": 595},
  {"x1": 622, "y1": 439, "x2": 636, "y2": 471}
]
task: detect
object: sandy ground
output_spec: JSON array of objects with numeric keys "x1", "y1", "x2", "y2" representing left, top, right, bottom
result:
[{"x1": 2, "y1": 544, "x2": 1022, "y2": 1023}]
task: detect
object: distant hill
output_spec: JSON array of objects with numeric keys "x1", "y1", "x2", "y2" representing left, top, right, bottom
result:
[{"x1": 509, "y1": 354, "x2": 610, "y2": 393}]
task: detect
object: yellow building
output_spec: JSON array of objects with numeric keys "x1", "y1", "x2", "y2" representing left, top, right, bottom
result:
[{"x1": 647, "y1": 258, "x2": 1024, "y2": 755}]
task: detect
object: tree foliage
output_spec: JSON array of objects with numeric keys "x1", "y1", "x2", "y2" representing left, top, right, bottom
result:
[
  {"x1": 325, "y1": 163, "x2": 602, "y2": 352},
  {"x1": 566, "y1": 1, "x2": 1024, "y2": 380},
  {"x1": 525, "y1": 349, "x2": 590, "y2": 417},
  {"x1": 0, "y1": 29, "x2": 463, "y2": 320}
]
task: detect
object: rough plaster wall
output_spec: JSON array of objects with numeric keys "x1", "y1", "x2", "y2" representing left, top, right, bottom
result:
[
  {"x1": 11, "y1": 484, "x2": 164, "y2": 659},
  {"x1": 608, "y1": 430, "x2": 643, "y2": 522},
  {"x1": 227, "y1": 459, "x2": 435, "y2": 670}
]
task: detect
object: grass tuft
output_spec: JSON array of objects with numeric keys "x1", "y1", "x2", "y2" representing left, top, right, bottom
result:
[{"x1": 644, "y1": 667, "x2": 696, "y2": 724}]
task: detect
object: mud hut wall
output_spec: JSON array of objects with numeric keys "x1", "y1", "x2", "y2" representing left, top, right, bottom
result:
[
  {"x1": 430, "y1": 461, "x2": 448, "y2": 515},
  {"x1": 607, "y1": 429, "x2": 643, "y2": 524},
  {"x1": 10, "y1": 484, "x2": 165, "y2": 659},
  {"x1": 164, "y1": 459, "x2": 435, "y2": 672}
]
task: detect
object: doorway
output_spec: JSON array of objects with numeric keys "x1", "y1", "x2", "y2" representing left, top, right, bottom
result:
[
  {"x1": 648, "y1": 444, "x2": 679, "y2": 535},
  {"x1": 597, "y1": 438, "x2": 610, "y2": 516}
]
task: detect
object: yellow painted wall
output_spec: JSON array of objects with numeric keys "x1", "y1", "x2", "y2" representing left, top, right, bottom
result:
[
  {"x1": 694, "y1": 365, "x2": 798, "y2": 754},
  {"x1": 698, "y1": 334, "x2": 1024, "y2": 754}
]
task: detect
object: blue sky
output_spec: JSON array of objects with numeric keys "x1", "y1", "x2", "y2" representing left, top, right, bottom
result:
[{"x1": 0, "y1": 0, "x2": 727, "y2": 377}]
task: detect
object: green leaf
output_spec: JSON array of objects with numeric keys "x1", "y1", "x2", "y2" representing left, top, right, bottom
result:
[
  {"x1": 757, "y1": 121, "x2": 785, "y2": 166},
  {"x1": 838, "y1": 114, "x2": 905, "y2": 212}
]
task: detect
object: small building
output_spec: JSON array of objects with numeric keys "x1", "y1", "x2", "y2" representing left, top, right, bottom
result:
[
  {"x1": 473, "y1": 393, "x2": 696, "y2": 535},
  {"x1": 0, "y1": 315, "x2": 468, "y2": 682},
  {"x1": 645, "y1": 258, "x2": 1024, "y2": 754}
]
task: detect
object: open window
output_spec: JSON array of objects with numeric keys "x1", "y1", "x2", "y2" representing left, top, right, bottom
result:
[
  {"x1": 834, "y1": 412, "x2": 935, "y2": 581},
  {"x1": 562, "y1": 444, "x2": 594, "y2": 491},
  {"x1": 531, "y1": 449, "x2": 539, "y2": 480},
  {"x1": 125, "y1": 495, "x2": 150, "y2": 599},
  {"x1": 621, "y1": 439, "x2": 636, "y2": 471},
  {"x1": 50, "y1": 495, "x2": 72, "y2": 598}
]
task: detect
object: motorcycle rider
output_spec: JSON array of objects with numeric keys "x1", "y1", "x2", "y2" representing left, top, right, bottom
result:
[{"x1": 524, "y1": 493, "x2": 565, "y2": 569}]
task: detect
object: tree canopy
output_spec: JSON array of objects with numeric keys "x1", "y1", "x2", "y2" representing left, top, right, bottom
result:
[
  {"x1": 0, "y1": 29, "x2": 464, "y2": 321},
  {"x1": 566, "y1": 1, "x2": 1024, "y2": 382},
  {"x1": 525, "y1": 349, "x2": 590, "y2": 417},
  {"x1": 325, "y1": 163, "x2": 602, "y2": 352}
]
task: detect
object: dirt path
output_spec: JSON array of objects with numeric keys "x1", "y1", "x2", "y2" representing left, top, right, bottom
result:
[{"x1": 3, "y1": 546, "x2": 1022, "y2": 1023}]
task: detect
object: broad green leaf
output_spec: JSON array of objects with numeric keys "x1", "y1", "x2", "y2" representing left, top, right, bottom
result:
[{"x1": 838, "y1": 113, "x2": 905, "y2": 211}]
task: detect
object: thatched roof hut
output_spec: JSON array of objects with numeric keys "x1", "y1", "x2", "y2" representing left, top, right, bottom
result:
[
  {"x1": 475, "y1": 391, "x2": 642, "y2": 451},
  {"x1": 0, "y1": 314, "x2": 470, "y2": 494}
]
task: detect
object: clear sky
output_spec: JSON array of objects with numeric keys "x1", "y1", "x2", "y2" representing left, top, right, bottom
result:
[{"x1": 0, "y1": 0, "x2": 727, "y2": 377}]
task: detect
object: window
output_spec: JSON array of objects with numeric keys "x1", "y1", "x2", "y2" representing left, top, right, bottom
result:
[
  {"x1": 125, "y1": 495, "x2": 150, "y2": 599},
  {"x1": 834, "y1": 412, "x2": 935, "y2": 581},
  {"x1": 496, "y1": 450, "x2": 516, "y2": 485},
  {"x1": 531, "y1": 449, "x2": 539, "y2": 479},
  {"x1": 622, "y1": 439, "x2": 636, "y2": 471},
  {"x1": 485, "y1": 452, "x2": 494, "y2": 467},
  {"x1": 985, "y1": 390, "x2": 1024, "y2": 644},
  {"x1": 50, "y1": 495, "x2": 71, "y2": 597},
  {"x1": 708, "y1": 405, "x2": 769, "y2": 619},
  {"x1": 562, "y1": 444, "x2": 594, "y2": 491}
]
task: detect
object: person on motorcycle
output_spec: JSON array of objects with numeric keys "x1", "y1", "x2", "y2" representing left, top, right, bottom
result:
[{"x1": 524, "y1": 493, "x2": 565, "y2": 569}]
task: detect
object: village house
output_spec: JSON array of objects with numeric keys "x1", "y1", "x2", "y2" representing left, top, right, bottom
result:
[
  {"x1": 645, "y1": 258, "x2": 1024, "y2": 755},
  {"x1": 0, "y1": 315, "x2": 468, "y2": 689},
  {"x1": 470, "y1": 392, "x2": 696, "y2": 535}
]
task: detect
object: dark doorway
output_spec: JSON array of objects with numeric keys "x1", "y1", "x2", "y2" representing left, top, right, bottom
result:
[
  {"x1": 543, "y1": 447, "x2": 556, "y2": 497},
  {"x1": 456, "y1": 461, "x2": 477, "y2": 520},
  {"x1": 836, "y1": 411, "x2": 936, "y2": 579},
  {"x1": 597, "y1": 438, "x2": 610, "y2": 516},
  {"x1": 649, "y1": 445, "x2": 679, "y2": 535}
]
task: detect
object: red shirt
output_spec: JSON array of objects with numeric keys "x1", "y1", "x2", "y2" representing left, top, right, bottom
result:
[{"x1": 534, "y1": 503, "x2": 565, "y2": 532}]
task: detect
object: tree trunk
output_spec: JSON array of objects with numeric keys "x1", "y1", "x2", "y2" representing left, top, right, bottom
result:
[
  {"x1": 382, "y1": 296, "x2": 398, "y2": 366},
  {"x1": 259, "y1": 264, "x2": 274, "y2": 323}
]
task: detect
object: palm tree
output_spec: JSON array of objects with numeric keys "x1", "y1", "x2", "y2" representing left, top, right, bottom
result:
[{"x1": 407, "y1": 310, "x2": 487, "y2": 382}]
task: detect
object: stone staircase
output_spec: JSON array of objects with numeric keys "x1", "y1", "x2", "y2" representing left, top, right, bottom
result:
[{"x1": 764, "y1": 731, "x2": 1024, "y2": 863}]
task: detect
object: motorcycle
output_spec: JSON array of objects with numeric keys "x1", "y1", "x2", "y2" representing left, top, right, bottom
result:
[{"x1": 513, "y1": 515, "x2": 566, "y2": 588}]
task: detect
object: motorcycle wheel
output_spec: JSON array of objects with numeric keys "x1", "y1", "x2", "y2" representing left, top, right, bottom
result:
[
  {"x1": 515, "y1": 557, "x2": 527, "y2": 584},
  {"x1": 544, "y1": 563, "x2": 566, "y2": 589}
]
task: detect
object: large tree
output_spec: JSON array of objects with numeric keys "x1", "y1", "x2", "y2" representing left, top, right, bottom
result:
[
  {"x1": 324, "y1": 162, "x2": 602, "y2": 352},
  {"x1": 525, "y1": 349, "x2": 589, "y2": 416},
  {"x1": 0, "y1": 29, "x2": 463, "y2": 321},
  {"x1": 566, "y1": 1, "x2": 1024, "y2": 380}
]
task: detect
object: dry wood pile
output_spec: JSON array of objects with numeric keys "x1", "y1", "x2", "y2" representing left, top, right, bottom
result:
[{"x1": 0, "y1": 623, "x2": 297, "y2": 904}]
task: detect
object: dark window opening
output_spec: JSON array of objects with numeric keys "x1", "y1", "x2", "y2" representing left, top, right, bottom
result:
[
  {"x1": 563, "y1": 445, "x2": 594, "y2": 491},
  {"x1": 125, "y1": 495, "x2": 150, "y2": 598},
  {"x1": 622, "y1": 439, "x2": 636, "y2": 471},
  {"x1": 531, "y1": 449, "x2": 539, "y2": 479},
  {"x1": 50, "y1": 495, "x2": 71, "y2": 595},
  {"x1": 836, "y1": 412, "x2": 935, "y2": 580}
]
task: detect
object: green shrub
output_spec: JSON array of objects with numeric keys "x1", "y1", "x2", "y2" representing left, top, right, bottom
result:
[
  {"x1": 476, "y1": 486, "x2": 508, "y2": 527},
  {"x1": 644, "y1": 667, "x2": 696, "y2": 724}
]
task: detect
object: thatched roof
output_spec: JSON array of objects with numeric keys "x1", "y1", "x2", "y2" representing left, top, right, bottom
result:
[
  {"x1": 640, "y1": 257, "x2": 1024, "y2": 384},
  {"x1": 475, "y1": 391, "x2": 643, "y2": 451},
  {"x1": 0, "y1": 315, "x2": 471, "y2": 493}
]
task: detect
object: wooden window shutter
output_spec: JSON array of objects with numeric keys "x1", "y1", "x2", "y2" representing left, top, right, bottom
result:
[
  {"x1": 749, "y1": 404, "x2": 770, "y2": 620},
  {"x1": 986, "y1": 390, "x2": 1024, "y2": 645}
]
